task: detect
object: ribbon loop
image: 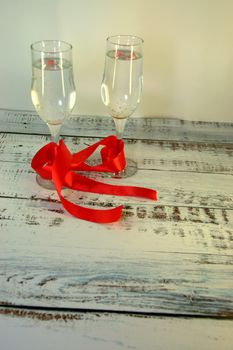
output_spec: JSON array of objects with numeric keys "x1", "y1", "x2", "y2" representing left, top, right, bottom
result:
[{"x1": 31, "y1": 136, "x2": 157, "y2": 223}]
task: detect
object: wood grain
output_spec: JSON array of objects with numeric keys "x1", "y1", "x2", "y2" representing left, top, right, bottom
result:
[
  {"x1": 0, "y1": 195, "x2": 233, "y2": 315},
  {"x1": 1, "y1": 248, "x2": 233, "y2": 316}
]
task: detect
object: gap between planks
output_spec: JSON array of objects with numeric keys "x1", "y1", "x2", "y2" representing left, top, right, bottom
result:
[{"x1": 1, "y1": 303, "x2": 233, "y2": 320}]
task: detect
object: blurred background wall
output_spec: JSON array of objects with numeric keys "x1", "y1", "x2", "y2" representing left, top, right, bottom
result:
[{"x1": 0, "y1": 0, "x2": 232, "y2": 122}]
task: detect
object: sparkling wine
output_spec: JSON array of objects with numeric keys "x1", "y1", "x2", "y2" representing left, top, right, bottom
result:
[
  {"x1": 31, "y1": 58, "x2": 76, "y2": 124},
  {"x1": 101, "y1": 49, "x2": 143, "y2": 119}
]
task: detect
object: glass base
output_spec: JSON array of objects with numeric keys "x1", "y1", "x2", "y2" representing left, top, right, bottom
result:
[
  {"x1": 36, "y1": 174, "x2": 55, "y2": 190},
  {"x1": 77, "y1": 158, "x2": 137, "y2": 179},
  {"x1": 113, "y1": 158, "x2": 137, "y2": 178}
]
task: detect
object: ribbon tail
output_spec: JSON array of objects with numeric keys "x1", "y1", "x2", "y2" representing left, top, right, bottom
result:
[
  {"x1": 59, "y1": 196, "x2": 123, "y2": 223},
  {"x1": 65, "y1": 171, "x2": 157, "y2": 200}
]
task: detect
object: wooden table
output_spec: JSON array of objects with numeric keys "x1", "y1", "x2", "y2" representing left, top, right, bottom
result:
[{"x1": 0, "y1": 108, "x2": 233, "y2": 349}]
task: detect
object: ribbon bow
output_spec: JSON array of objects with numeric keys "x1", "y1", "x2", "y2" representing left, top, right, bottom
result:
[{"x1": 31, "y1": 136, "x2": 157, "y2": 223}]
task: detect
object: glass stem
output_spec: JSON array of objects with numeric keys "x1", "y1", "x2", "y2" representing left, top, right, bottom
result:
[
  {"x1": 113, "y1": 117, "x2": 128, "y2": 177},
  {"x1": 47, "y1": 123, "x2": 62, "y2": 144},
  {"x1": 113, "y1": 117, "x2": 127, "y2": 140}
]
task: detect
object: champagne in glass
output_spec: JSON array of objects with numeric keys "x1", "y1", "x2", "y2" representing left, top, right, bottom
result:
[
  {"x1": 101, "y1": 35, "x2": 143, "y2": 178},
  {"x1": 31, "y1": 40, "x2": 76, "y2": 189}
]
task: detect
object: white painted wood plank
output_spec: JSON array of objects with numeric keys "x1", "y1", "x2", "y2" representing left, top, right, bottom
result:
[
  {"x1": 0, "y1": 196, "x2": 232, "y2": 255},
  {"x1": 1, "y1": 248, "x2": 233, "y2": 315},
  {"x1": 0, "y1": 155, "x2": 232, "y2": 210},
  {"x1": 1, "y1": 133, "x2": 233, "y2": 174},
  {"x1": 0, "y1": 310, "x2": 233, "y2": 350},
  {"x1": 1, "y1": 108, "x2": 233, "y2": 142}
]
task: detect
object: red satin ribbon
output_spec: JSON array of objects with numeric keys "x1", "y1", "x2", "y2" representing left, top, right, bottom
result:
[{"x1": 31, "y1": 136, "x2": 157, "y2": 223}]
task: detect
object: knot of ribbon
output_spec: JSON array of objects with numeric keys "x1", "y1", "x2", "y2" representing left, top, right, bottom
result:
[{"x1": 31, "y1": 135, "x2": 157, "y2": 223}]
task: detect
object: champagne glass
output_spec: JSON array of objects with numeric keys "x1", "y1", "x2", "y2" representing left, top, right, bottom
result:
[
  {"x1": 31, "y1": 40, "x2": 76, "y2": 189},
  {"x1": 101, "y1": 35, "x2": 143, "y2": 178}
]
